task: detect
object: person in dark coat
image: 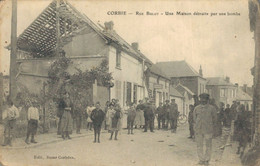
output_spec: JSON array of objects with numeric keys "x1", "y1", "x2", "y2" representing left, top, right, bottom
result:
[
  {"x1": 144, "y1": 100, "x2": 155, "y2": 132},
  {"x1": 155, "y1": 102, "x2": 164, "y2": 129},
  {"x1": 188, "y1": 104, "x2": 195, "y2": 139},
  {"x1": 163, "y1": 100, "x2": 171, "y2": 130},
  {"x1": 169, "y1": 99, "x2": 179, "y2": 133},
  {"x1": 90, "y1": 102, "x2": 105, "y2": 143},
  {"x1": 235, "y1": 104, "x2": 250, "y2": 157},
  {"x1": 127, "y1": 103, "x2": 136, "y2": 134}
]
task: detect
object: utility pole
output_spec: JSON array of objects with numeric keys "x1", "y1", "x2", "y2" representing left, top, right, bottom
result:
[{"x1": 9, "y1": 0, "x2": 18, "y2": 101}]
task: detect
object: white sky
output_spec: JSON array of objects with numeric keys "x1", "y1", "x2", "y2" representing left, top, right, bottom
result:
[{"x1": 0, "y1": 0, "x2": 255, "y2": 86}]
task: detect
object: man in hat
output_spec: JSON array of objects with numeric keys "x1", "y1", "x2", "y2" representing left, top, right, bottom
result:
[
  {"x1": 25, "y1": 100, "x2": 40, "y2": 144},
  {"x1": 169, "y1": 99, "x2": 179, "y2": 133},
  {"x1": 143, "y1": 100, "x2": 155, "y2": 132},
  {"x1": 193, "y1": 93, "x2": 217, "y2": 165},
  {"x1": 163, "y1": 100, "x2": 171, "y2": 130}
]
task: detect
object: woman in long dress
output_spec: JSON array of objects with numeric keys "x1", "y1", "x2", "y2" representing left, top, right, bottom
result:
[
  {"x1": 109, "y1": 106, "x2": 121, "y2": 140},
  {"x1": 60, "y1": 94, "x2": 73, "y2": 140},
  {"x1": 106, "y1": 104, "x2": 115, "y2": 132}
]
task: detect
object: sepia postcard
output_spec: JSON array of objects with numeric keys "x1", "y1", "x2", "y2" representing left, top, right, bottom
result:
[{"x1": 0, "y1": 0, "x2": 259, "y2": 166}]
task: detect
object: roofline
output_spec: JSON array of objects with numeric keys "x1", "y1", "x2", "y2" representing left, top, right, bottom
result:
[{"x1": 149, "y1": 71, "x2": 171, "y2": 81}]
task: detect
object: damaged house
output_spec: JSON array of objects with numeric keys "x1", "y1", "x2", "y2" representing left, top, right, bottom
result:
[{"x1": 7, "y1": 0, "x2": 152, "y2": 107}]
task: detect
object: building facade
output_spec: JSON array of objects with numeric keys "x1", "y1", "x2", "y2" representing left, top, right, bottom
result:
[
  {"x1": 206, "y1": 77, "x2": 237, "y2": 106},
  {"x1": 156, "y1": 60, "x2": 207, "y2": 96},
  {"x1": 145, "y1": 64, "x2": 170, "y2": 107},
  {"x1": 7, "y1": 1, "x2": 151, "y2": 108}
]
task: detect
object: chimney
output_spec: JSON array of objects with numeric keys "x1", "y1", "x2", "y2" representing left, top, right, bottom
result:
[
  {"x1": 104, "y1": 21, "x2": 114, "y2": 31},
  {"x1": 132, "y1": 42, "x2": 139, "y2": 51},
  {"x1": 225, "y1": 76, "x2": 230, "y2": 83},
  {"x1": 243, "y1": 84, "x2": 247, "y2": 93},
  {"x1": 199, "y1": 65, "x2": 203, "y2": 76}
]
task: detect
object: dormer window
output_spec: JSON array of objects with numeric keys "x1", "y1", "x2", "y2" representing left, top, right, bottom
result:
[{"x1": 116, "y1": 49, "x2": 121, "y2": 68}]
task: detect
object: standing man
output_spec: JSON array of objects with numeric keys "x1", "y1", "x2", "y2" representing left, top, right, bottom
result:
[
  {"x1": 25, "y1": 101, "x2": 40, "y2": 144},
  {"x1": 143, "y1": 100, "x2": 154, "y2": 132},
  {"x1": 2, "y1": 100, "x2": 19, "y2": 146},
  {"x1": 163, "y1": 100, "x2": 171, "y2": 130},
  {"x1": 193, "y1": 93, "x2": 217, "y2": 165},
  {"x1": 169, "y1": 99, "x2": 179, "y2": 133},
  {"x1": 155, "y1": 102, "x2": 164, "y2": 129},
  {"x1": 90, "y1": 102, "x2": 105, "y2": 143}
]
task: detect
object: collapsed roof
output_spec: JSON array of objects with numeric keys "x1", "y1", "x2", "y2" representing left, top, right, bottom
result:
[{"x1": 8, "y1": 0, "x2": 152, "y2": 64}]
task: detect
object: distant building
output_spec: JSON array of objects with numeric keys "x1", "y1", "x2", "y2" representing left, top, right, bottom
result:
[
  {"x1": 174, "y1": 84, "x2": 194, "y2": 115},
  {"x1": 156, "y1": 60, "x2": 207, "y2": 95},
  {"x1": 236, "y1": 86, "x2": 253, "y2": 111},
  {"x1": 145, "y1": 64, "x2": 170, "y2": 107},
  {"x1": 206, "y1": 77, "x2": 237, "y2": 106}
]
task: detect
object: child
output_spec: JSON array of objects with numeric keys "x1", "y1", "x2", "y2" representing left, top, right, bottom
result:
[
  {"x1": 90, "y1": 102, "x2": 105, "y2": 143},
  {"x1": 127, "y1": 103, "x2": 136, "y2": 135}
]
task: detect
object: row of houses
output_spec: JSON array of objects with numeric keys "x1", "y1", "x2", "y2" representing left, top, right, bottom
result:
[{"x1": 1, "y1": 0, "x2": 253, "y2": 117}]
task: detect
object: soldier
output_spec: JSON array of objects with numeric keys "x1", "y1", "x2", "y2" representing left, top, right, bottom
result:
[
  {"x1": 143, "y1": 100, "x2": 154, "y2": 132},
  {"x1": 193, "y1": 93, "x2": 217, "y2": 166},
  {"x1": 155, "y1": 102, "x2": 164, "y2": 129},
  {"x1": 163, "y1": 100, "x2": 171, "y2": 130},
  {"x1": 169, "y1": 99, "x2": 179, "y2": 133}
]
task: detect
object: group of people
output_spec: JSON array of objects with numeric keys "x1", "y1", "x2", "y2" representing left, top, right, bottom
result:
[
  {"x1": 2, "y1": 92, "x2": 252, "y2": 166},
  {"x1": 2, "y1": 99, "x2": 40, "y2": 146},
  {"x1": 187, "y1": 93, "x2": 251, "y2": 166}
]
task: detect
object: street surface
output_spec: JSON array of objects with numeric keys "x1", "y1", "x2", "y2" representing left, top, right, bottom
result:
[{"x1": 1, "y1": 124, "x2": 239, "y2": 166}]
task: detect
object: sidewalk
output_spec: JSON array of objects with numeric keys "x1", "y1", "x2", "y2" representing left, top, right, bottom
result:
[{"x1": 1, "y1": 129, "x2": 99, "y2": 149}]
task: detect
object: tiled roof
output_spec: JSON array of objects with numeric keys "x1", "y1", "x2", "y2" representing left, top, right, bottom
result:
[
  {"x1": 236, "y1": 87, "x2": 252, "y2": 101},
  {"x1": 206, "y1": 77, "x2": 235, "y2": 86},
  {"x1": 148, "y1": 64, "x2": 170, "y2": 80},
  {"x1": 175, "y1": 83, "x2": 194, "y2": 96},
  {"x1": 170, "y1": 87, "x2": 183, "y2": 98},
  {"x1": 155, "y1": 60, "x2": 201, "y2": 78}
]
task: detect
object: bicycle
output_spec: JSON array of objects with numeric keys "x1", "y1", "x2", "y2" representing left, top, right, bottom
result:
[{"x1": 178, "y1": 114, "x2": 187, "y2": 125}]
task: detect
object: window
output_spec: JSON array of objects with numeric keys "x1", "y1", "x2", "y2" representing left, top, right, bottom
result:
[
  {"x1": 126, "y1": 82, "x2": 132, "y2": 104},
  {"x1": 133, "y1": 85, "x2": 137, "y2": 103},
  {"x1": 220, "y1": 88, "x2": 225, "y2": 97},
  {"x1": 116, "y1": 49, "x2": 121, "y2": 68}
]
